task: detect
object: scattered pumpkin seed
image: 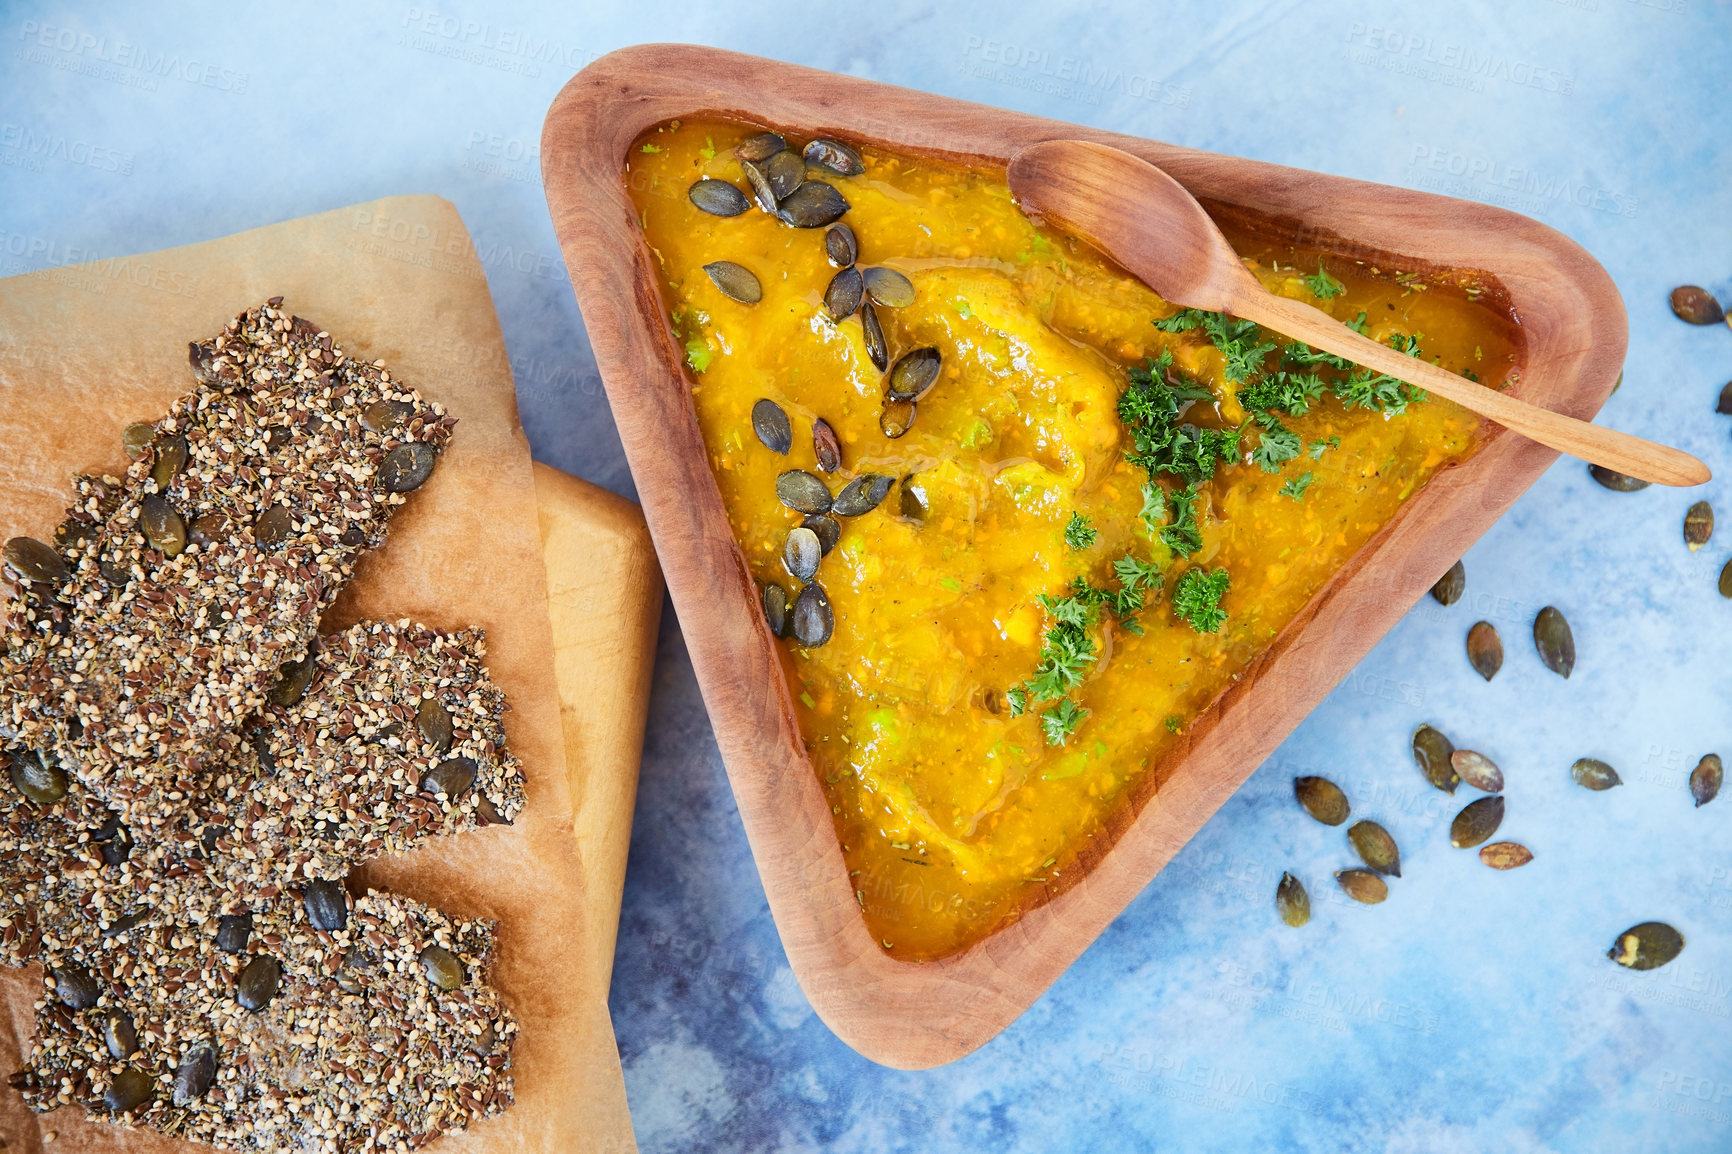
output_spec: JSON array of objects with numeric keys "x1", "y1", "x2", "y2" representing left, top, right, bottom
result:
[
  {"x1": 801, "y1": 514, "x2": 840, "y2": 556},
  {"x1": 898, "y1": 476, "x2": 927, "y2": 524},
  {"x1": 1294, "y1": 775, "x2": 1350, "y2": 825},
  {"x1": 1412, "y1": 724, "x2": 1459, "y2": 793},
  {"x1": 887, "y1": 347, "x2": 943, "y2": 401},
  {"x1": 140, "y1": 494, "x2": 187, "y2": 557},
  {"x1": 775, "y1": 469, "x2": 833, "y2": 514},
  {"x1": 188, "y1": 511, "x2": 231, "y2": 548},
  {"x1": 1533, "y1": 607, "x2": 1575, "y2": 678},
  {"x1": 1335, "y1": 868, "x2": 1388, "y2": 904},
  {"x1": 303, "y1": 879, "x2": 348, "y2": 931},
  {"x1": 417, "y1": 697, "x2": 453, "y2": 753},
  {"x1": 1430, "y1": 559, "x2": 1465, "y2": 605},
  {"x1": 1479, "y1": 841, "x2": 1533, "y2": 869},
  {"x1": 784, "y1": 526, "x2": 822, "y2": 582},
  {"x1": 863, "y1": 266, "x2": 916, "y2": 308},
  {"x1": 735, "y1": 131, "x2": 787, "y2": 162},
  {"x1": 833, "y1": 473, "x2": 894, "y2": 517},
  {"x1": 1571, "y1": 757, "x2": 1621, "y2": 791},
  {"x1": 267, "y1": 655, "x2": 315, "y2": 707},
  {"x1": 173, "y1": 1046, "x2": 217, "y2": 1105},
  {"x1": 1717, "y1": 381, "x2": 1732, "y2": 416},
  {"x1": 360, "y1": 400, "x2": 411, "y2": 434},
  {"x1": 688, "y1": 178, "x2": 750, "y2": 217},
  {"x1": 1450, "y1": 795, "x2": 1504, "y2": 848},
  {"x1": 803, "y1": 137, "x2": 865, "y2": 176},
  {"x1": 1689, "y1": 753, "x2": 1721, "y2": 807},
  {"x1": 861, "y1": 303, "x2": 888, "y2": 370},
  {"x1": 763, "y1": 583, "x2": 790, "y2": 638},
  {"x1": 53, "y1": 964, "x2": 100, "y2": 1009},
  {"x1": 1670, "y1": 285, "x2": 1725, "y2": 326},
  {"x1": 151, "y1": 434, "x2": 188, "y2": 489},
  {"x1": 215, "y1": 912, "x2": 252, "y2": 954},
  {"x1": 764, "y1": 149, "x2": 806, "y2": 200},
  {"x1": 121, "y1": 422, "x2": 156, "y2": 460},
  {"x1": 1589, "y1": 464, "x2": 1650, "y2": 491},
  {"x1": 103, "y1": 1011, "x2": 138, "y2": 1060},
  {"x1": 824, "y1": 223, "x2": 858, "y2": 268},
  {"x1": 1276, "y1": 872, "x2": 1310, "y2": 927},
  {"x1": 1685, "y1": 501, "x2": 1714, "y2": 552},
  {"x1": 3, "y1": 536, "x2": 69, "y2": 584},
  {"x1": 776, "y1": 181, "x2": 850, "y2": 228},
  {"x1": 235, "y1": 955, "x2": 281, "y2": 1011},
  {"x1": 9, "y1": 748, "x2": 67, "y2": 806},
  {"x1": 703, "y1": 260, "x2": 763, "y2": 304},
  {"x1": 880, "y1": 399, "x2": 916, "y2": 439},
  {"x1": 419, "y1": 944, "x2": 465, "y2": 990},
  {"x1": 824, "y1": 266, "x2": 864, "y2": 320},
  {"x1": 253, "y1": 503, "x2": 294, "y2": 548},
  {"x1": 1466, "y1": 621, "x2": 1502, "y2": 681},
  {"x1": 792, "y1": 582, "x2": 834, "y2": 646},
  {"x1": 420, "y1": 756, "x2": 477, "y2": 799},
  {"x1": 812, "y1": 418, "x2": 842, "y2": 472},
  {"x1": 751, "y1": 398, "x2": 793, "y2": 454},
  {"x1": 1450, "y1": 749, "x2": 1504, "y2": 793},
  {"x1": 379, "y1": 442, "x2": 437, "y2": 492},
  {"x1": 1607, "y1": 921, "x2": 1685, "y2": 970},
  {"x1": 104, "y1": 1067, "x2": 154, "y2": 1114},
  {"x1": 1720, "y1": 558, "x2": 1732, "y2": 599},
  {"x1": 740, "y1": 158, "x2": 778, "y2": 213},
  {"x1": 1348, "y1": 820, "x2": 1401, "y2": 877}
]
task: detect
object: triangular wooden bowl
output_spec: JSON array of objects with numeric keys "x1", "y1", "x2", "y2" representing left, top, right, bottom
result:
[{"x1": 541, "y1": 44, "x2": 1625, "y2": 1069}]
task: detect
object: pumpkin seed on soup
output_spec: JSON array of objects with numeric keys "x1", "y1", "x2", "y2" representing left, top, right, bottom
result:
[
  {"x1": 825, "y1": 223, "x2": 858, "y2": 268},
  {"x1": 1607, "y1": 921, "x2": 1684, "y2": 970},
  {"x1": 1294, "y1": 775, "x2": 1349, "y2": 825},
  {"x1": 863, "y1": 266, "x2": 916, "y2": 308},
  {"x1": 688, "y1": 178, "x2": 750, "y2": 217},
  {"x1": 1450, "y1": 749, "x2": 1504, "y2": 793},
  {"x1": 861, "y1": 303, "x2": 889, "y2": 370},
  {"x1": 1571, "y1": 757, "x2": 1621, "y2": 791},
  {"x1": 824, "y1": 266, "x2": 864, "y2": 320},
  {"x1": 792, "y1": 583, "x2": 834, "y2": 647},
  {"x1": 1450, "y1": 796, "x2": 1504, "y2": 848},
  {"x1": 1466, "y1": 621, "x2": 1502, "y2": 681},
  {"x1": 880, "y1": 398, "x2": 916, "y2": 439},
  {"x1": 1276, "y1": 872, "x2": 1310, "y2": 927},
  {"x1": 764, "y1": 149, "x2": 806, "y2": 201},
  {"x1": 704, "y1": 260, "x2": 762, "y2": 304},
  {"x1": 1670, "y1": 285, "x2": 1725, "y2": 326},
  {"x1": 1480, "y1": 841, "x2": 1533, "y2": 869},
  {"x1": 1689, "y1": 753, "x2": 1721, "y2": 807},
  {"x1": 751, "y1": 398, "x2": 792, "y2": 454},
  {"x1": 735, "y1": 132, "x2": 787, "y2": 161},
  {"x1": 1348, "y1": 820, "x2": 1401, "y2": 877},
  {"x1": 1430, "y1": 559, "x2": 1465, "y2": 606},
  {"x1": 740, "y1": 158, "x2": 778, "y2": 213},
  {"x1": 1685, "y1": 501, "x2": 1713, "y2": 551},
  {"x1": 776, "y1": 181, "x2": 850, "y2": 228},
  {"x1": 812, "y1": 418, "x2": 842, "y2": 472},
  {"x1": 784, "y1": 526, "x2": 822, "y2": 582},
  {"x1": 1412, "y1": 724, "x2": 1459, "y2": 793},
  {"x1": 775, "y1": 470, "x2": 832, "y2": 514},
  {"x1": 1533, "y1": 607, "x2": 1575, "y2": 678},
  {"x1": 1335, "y1": 869, "x2": 1388, "y2": 905},
  {"x1": 833, "y1": 473, "x2": 894, "y2": 517},
  {"x1": 887, "y1": 347, "x2": 943, "y2": 401},
  {"x1": 898, "y1": 476, "x2": 927, "y2": 524},
  {"x1": 804, "y1": 137, "x2": 865, "y2": 176},
  {"x1": 762, "y1": 583, "x2": 790, "y2": 638}
]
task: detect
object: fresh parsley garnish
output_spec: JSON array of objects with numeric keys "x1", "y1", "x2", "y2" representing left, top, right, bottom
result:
[
  {"x1": 1280, "y1": 472, "x2": 1316, "y2": 501},
  {"x1": 1304, "y1": 261, "x2": 1344, "y2": 300},
  {"x1": 1064, "y1": 512, "x2": 1097, "y2": 550},
  {"x1": 1120, "y1": 353, "x2": 1236, "y2": 484},
  {"x1": 1158, "y1": 484, "x2": 1204, "y2": 557},
  {"x1": 1308, "y1": 436, "x2": 1340, "y2": 460},
  {"x1": 1172, "y1": 567, "x2": 1230, "y2": 634},
  {"x1": 1040, "y1": 698, "x2": 1088, "y2": 746},
  {"x1": 1251, "y1": 417, "x2": 1302, "y2": 473}
]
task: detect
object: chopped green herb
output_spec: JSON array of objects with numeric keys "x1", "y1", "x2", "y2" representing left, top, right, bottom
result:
[
  {"x1": 1172, "y1": 567, "x2": 1230, "y2": 633},
  {"x1": 1163, "y1": 715, "x2": 1182, "y2": 734},
  {"x1": 1307, "y1": 436, "x2": 1340, "y2": 460},
  {"x1": 1120, "y1": 352, "x2": 1235, "y2": 484},
  {"x1": 1240, "y1": 369, "x2": 1326, "y2": 416},
  {"x1": 640, "y1": 143, "x2": 661, "y2": 153},
  {"x1": 1064, "y1": 512, "x2": 1098, "y2": 550},
  {"x1": 699, "y1": 135, "x2": 716, "y2": 161},
  {"x1": 1345, "y1": 310, "x2": 1370, "y2": 335},
  {"x1": 1040, "y1": 698, "x2": 1088, "y2": 746},
  {"x1": 960, "y1": 416, "x2": 993, "y2": 449},
  {"x1": 1138, "y1": 480, "x2": 1166, "y2": 536},
  {"x1": 956, "y1": 299, "x2": 973, "y2": 319},
  {"x1": 799, "y1": 691, "x2": 817, "y2": 708},
  {"x1": 1280, "y1": 472, "x2": 1316, "y2": 501},
  {"x1": 940, "y1": 577, "x2": 962, "y2": 592},
  {"x1": 1158, "y1": 484, "x2": 1203, "y2": 556},
  {"x1": 684, "y1": 339, "x2": 712, "y2": 373},
  {"x1": 1251, "y1": 418, "x2": 1302, "y2": 473},
  {"x1": 1304, "y1": 261, "x2": 1345, "y2": 300}
]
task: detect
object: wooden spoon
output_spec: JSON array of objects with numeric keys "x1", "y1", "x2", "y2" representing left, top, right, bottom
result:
[{"x1": 1007, "y1": 139, "x2": 1709, "y2": 488}]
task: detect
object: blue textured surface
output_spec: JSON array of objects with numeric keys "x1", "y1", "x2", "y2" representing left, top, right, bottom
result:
[{"x1": 4, "y1": 1, "x2": 1731, "y2": 1150}]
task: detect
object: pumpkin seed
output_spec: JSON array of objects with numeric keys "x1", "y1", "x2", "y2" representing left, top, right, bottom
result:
[
  {"x1": 419, "y1": 943, "x2": 465, "y2": 990},
  {"x1": 1450, "y1": 796, "x2": 1504, "y2": 848},
  {"x1": 898, "y1": 476, "x2": 927, "y2": 523},
  {"x1": 102, "y1": 908, "x2": 150, "y2": 938},
  {"x1": 267, "y1": 655, "x2": 315, "y2": 706},
  {"x1": 140, "y1": 494, "x2": 186, "y2": 557},
  {"x1": 1294, "y1": 775, "x2": 1350, "y2": 825},
  {"x1": 735, "y1": 131, "x2": 787, "y2": 162},
  {"x1": 1465, "y1": 621, "x2": 1502, "y2": 681},
  {"x1": 784, "y1": 527, "x2": 822, "y2": 582},
  {"x1": 1276, "y1": 872, "x2": 1310, "y2": 927},
  {"x1": 803, "y1": 137, "x2": 865, "y2": 176},
  {"x1": 776, "y1": 181, "x2": 850, "y2": 228},
  {"x1": 420, "y1": 756, "x2": 477, "y2": 799},
  {"x1": 751, "y1": 398, "x2": 792, "y2": 454},
  {"x1": 1430, "y1": 559, "x2": 1465, "y2": 605},
  {"x1": 303, "y1": 879, "x2": 348, "y2": 931},
  {"x1": 825, "y1": 223, "x2": 858, "y2": 268},
  {"x1": 1533, "y1": 607, "x2": 1575, "y2": 678},
  {"x1": 173, "y1": 1046, "x2": 217, "y2": 1105},
  {"x1": 704, "y1": 260, "x2": 762, "y2": 304},
  {"x1": 792, "y1": 582, "x2": 834, "y2": 647},
  {"x1": 1348, "y1": 820, "x2": 1401, "y2": 877},
  {"x1": 3, "y1": 536, "x2": 69, "y2": 584},
  {"x1": 253, "y1": 503, "x2": 294, "y2": 548},
  {"x1": 1721, "y1": 558, "x2": 1732, "y2": 599},
  {"x1": 1571, "y1": 757, "x2": 1621, "y2": 791},
  {"x1": 740, "y1": 158, "x2": 779, "y2": 213},
  {"x1": 418, "y1": 697, "x2": 453, "y2": 753},
  {"x1": 863, "y1": 266, "x2": 916, "y2": 308},
  {"x1": 688, "y1": 178, "x2": 750, "y2": 217},
  {"x1": 1450, "y1": 749, "x2": 1504, "y2": 793},
  {"x1": 887, "y1": 347, "x2": 943, "y2": 401},
  {"x1": 1335, "y1": 868, "x2": 1388, "y2": 904},
  {"x1": 379, "y1": 442, "x2": 437, "y2": 492},
  {"x1": 833, "y1": 473, "x2": 894, "y2": 517},
  {"x1": 104, "y1": 1067, "x2": 154, "y2": 1114},
  {"x1": 824, "y1": 266, "x2": 864, "y2": 320},
  {"x1": 53, "y1": 964, "x2": 99, "y2": 1009},
  {"x1": 812, "y1": 418, "x2": 842, "y2": 472},
  {"x1": 1685, "y1": 501, "x2": 1714, "y2": 552},
  {"x1": 880, "y1": 399, "x2": 916, "y2": 439},
  {"x1": 775, "y1": 469, "x2": 832, "y2": 514},
  {"x1": 103, "y1": 1011, "x2": 138, "y2": 1060},
  {"x1": 1718, "y1": 381, "x2": 1732, "y2": 416},
  {"x1": 188, "y1": 511, "x2": 231, "y2": 548},
  {"x1": 1670, "y1": 285, "x2": 1725, "y2": 326},
  {"x1": 1589, "y1": 464, "x2": 1649, "y2": 491},
  {"x1": 1479, "y1": 841, "x2": 1533, "y2": 869},
  {"x1": 1690, "y1": 753, "x2": 1722, "y2": 807},
  {"x1": 151, "y1": 434, "x2": 188, "y2": 489},
  {"x1": 1412, "y1": 724, "x2": 1459, "y2": 793},
  {"x1": 215, "y1": 912, "x2": 252, "y2": 954},
  {"x1": 122, "y1": 422, "x2": 156, "y2": 460},
  {"x1": 801, "y1": 514, "x2": 840, "y2": 556},
  {"x1": 1607, "y1": 921, "x2": 1685, "y2": 970},
  {"x1": 9, "y1": 749, "x2": 66, "y2": 805},
  {"x1": 762, "y1": 583, "x2": 790, "y2": 638},
  {"x1": 235, "y1": 954, "x2": 281, "y2": 1011},
  {"x1": 764, "y1": 149, "x2": 806, "y2": 200},
  {"x1": 361, "y1": 399, "x2": 413, "y2": 433},
  {"x1": 861, "y1": 303, "x2": 888, "y2": 370}
]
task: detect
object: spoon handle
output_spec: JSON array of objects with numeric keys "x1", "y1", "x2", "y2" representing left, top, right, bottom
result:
[{"x1": 1237, "y1": 292, "x2": 1710, "y2": 487}]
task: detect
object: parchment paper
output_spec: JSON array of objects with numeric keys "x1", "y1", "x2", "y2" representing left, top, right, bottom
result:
[{"x1": 0, "y1": 197, "x2": 637, "y2": 1154}]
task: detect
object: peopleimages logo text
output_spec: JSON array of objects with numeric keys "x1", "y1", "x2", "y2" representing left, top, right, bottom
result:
[
  {"x1": 1409, "y1": 145, "x2": 1638, "y2": 217},
  {"x1": 960, "y1": 36, "x2": 1190, "y2": 106},
  {"x1": 1345, "y1": 23, "x2": 1575, "y2": 94},
  {"x1": 15, "y1": 21, "x2": 248, "y2": 92}
]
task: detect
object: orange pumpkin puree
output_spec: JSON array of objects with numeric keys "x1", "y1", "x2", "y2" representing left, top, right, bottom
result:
[{"x1": 626, "y1": 120, "x2": 1520, "y2": 960}]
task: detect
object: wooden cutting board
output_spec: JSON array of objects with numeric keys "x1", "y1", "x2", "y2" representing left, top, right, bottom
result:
[{"x1": 0, "y1": 199, "x2": 655, "y2": 1154}]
